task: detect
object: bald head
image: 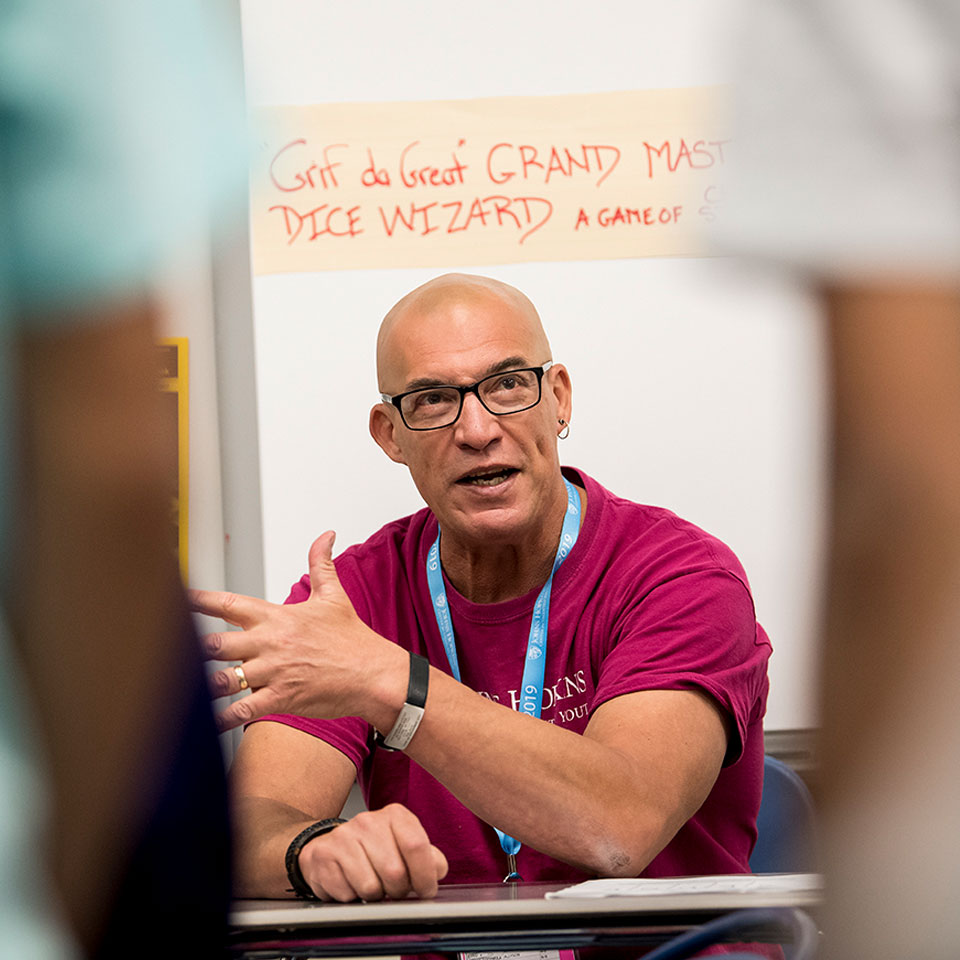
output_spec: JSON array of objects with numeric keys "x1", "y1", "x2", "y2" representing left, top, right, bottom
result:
[{"x1": 376, "y1": 274, "x2": 551, "y2": 391}]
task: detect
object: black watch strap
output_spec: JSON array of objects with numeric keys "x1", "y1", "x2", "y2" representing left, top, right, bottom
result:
[
  {"x1": 284, "y1": 818, "x2": 347, "y2": 899},
  {"x1": 374, "y1": 652, "x2": 429, "y2": 751}
]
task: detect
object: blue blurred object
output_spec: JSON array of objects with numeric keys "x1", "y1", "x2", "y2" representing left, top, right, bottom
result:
[
  {"x1": 638, "y1": 906, "x2": 819, "y2": 960},
  {"x1": 750, "y1": 755, "x2": 818, "y2": 874}
]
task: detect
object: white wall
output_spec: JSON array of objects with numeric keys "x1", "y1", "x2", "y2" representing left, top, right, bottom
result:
[{"x1": 239, "y1": 0, "x2": 827, "y2": 730}]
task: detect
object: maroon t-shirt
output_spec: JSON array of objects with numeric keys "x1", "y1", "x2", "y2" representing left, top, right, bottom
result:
[{"x1": 257, "y1": 467, "x2": 771, "y2": 884}]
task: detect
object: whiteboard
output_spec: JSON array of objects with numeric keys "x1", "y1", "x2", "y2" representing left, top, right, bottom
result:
[{"x1": 240, "y1": 0, "x2": 826, "y2": 731}]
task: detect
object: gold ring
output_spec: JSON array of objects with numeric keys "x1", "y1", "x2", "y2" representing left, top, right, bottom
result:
[{"x1": 233, "y1": 664, "x2": 249, "y2": 691}]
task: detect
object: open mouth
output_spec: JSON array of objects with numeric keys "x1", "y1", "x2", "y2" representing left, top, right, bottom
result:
[{"x1": 456, "y1": 467, "x2": 518, "y2": 488}]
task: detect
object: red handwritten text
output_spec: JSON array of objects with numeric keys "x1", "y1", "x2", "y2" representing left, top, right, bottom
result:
[
  {"x1": 643, "y1": 139, "x2": 730, "y2": 179},
  {"x1": 269, "y1": 140, "x2": 348, "y2": 191},
  {"x1": 361, "y1": 148, "x2": 392, "y2": 187},
  {"x1": 379, "y1": 195, "x2": 552, "y2": 245},
  {"x1": 486, "y1": 143, "x2": 621, "y2": 187},
  {"x1": 575, "y1": 205, "x2": 683, "y2": 229},
  {"x1": 269, "y1": 204, "x2": 363, "y2": 244},
  {"x1": 598, "y1": 205, "x2": 682, "y2": 226},
  {"x1": 399, "y1": 141, "x2": 468, "y2": 188}
]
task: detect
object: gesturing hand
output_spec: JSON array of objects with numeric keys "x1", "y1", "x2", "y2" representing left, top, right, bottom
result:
[
  {"x1": 300, "y1": 804, "x2": 449, "y2": 902},
  {"x1": 191, "y1": 531, "x2": 403, "y2": 732}
]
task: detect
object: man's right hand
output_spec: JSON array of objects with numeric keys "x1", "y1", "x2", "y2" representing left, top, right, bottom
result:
[
  {"x1": 192, "y1": 531, "x2": 410, "y2": 734},
  {"x1": 298, "y1": 804, "x2": 448, "y2": 902}
]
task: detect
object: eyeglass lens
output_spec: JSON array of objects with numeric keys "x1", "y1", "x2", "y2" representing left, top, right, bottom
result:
[{"x1": 401, "y1": 369, "x2": 542, "y2": 429}]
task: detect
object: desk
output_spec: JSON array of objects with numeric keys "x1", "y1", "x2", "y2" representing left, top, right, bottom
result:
[{"x1": 229, "y1": 882, "x2": 821, "y2": 958}]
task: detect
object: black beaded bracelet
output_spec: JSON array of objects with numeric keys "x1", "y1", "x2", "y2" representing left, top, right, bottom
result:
[{"x1": 284, "y1": 818, "x2": 347, "y2": 899}]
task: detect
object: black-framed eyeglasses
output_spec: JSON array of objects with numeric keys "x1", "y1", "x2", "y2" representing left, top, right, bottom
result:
[{"x1": 381, "y1": 362, "x2": 555, "y2": 431}]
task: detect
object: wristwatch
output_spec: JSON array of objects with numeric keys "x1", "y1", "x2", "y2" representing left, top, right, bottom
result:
[{"x1": 284, "y1": 817, "x2": 347, "y2": 899}]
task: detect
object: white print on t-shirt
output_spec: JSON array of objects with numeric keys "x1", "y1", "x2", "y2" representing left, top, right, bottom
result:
[{"x1": 477, "y1": 669, "x2": 589, "y2": 724}]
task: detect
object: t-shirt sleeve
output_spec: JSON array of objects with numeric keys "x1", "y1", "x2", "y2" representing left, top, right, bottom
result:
[
  {"x1": 0, "y1": 0, "x2": 246, "y2": 320},
  {"x1": 591, "y1": 568, "x2": 770, "y2": 766},
  {"x1": 715, "y1": 0, "x2": 960, "y2": 279},
  {"x1": 248, "y1": 566, "x2": 374, "y2": 777}
]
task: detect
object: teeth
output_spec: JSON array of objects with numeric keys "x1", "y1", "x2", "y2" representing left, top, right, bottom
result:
[
  {"x1": 468, "y1": 474, "x2": 508, "y2": 486},
  {"x1": 464, "y1": 470, "x2": 511, "y2": 486}
]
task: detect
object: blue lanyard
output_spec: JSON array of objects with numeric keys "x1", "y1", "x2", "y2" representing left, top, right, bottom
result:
[{"x1": 426, "y1": 477, "x2": 582, "y2": 865}]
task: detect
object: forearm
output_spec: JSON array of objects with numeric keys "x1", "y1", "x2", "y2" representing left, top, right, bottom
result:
[
  {"x1": 231, "y1": 795, "x2": 329, "y2": 898},
  {"x1": 412, "y1": 680, "x2": 651, "y2": 874},
  {"x1": 818, "y1": 286, "x2": 960, "y2": 960},
  {"x1": 228, "y1": 722, "x2": 359, "y2": 897},
  {"x1": 361, "y1": 661, "x2": 723, "y2": 876},
  {"x1": 199, "y1": 550, "x2": 726, "y2": 882},
  {"x1": 822, "y1": 293, "x2": 960, "y2": 777},
  {"x1": 8, "y1": 302, "x2": 183, "y2": 945}
]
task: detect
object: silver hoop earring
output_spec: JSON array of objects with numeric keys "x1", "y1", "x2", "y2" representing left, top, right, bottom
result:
[{"x1": 557, "y1": 418, "x2": 570, "y2": 440}]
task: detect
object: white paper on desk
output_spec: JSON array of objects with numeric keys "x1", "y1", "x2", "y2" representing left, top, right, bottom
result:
[{"x1": 545, "y1": 873, "x2": 823, "y2": 899}]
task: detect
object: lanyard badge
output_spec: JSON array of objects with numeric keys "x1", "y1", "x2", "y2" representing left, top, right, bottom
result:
[{"x1": 427, "y1": 478, "x2": 582, "y2": 882}]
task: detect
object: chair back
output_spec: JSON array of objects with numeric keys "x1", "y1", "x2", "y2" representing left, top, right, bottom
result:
[
  {"x1": 749, "y1": 754, "x2": 818, "y2": 873},
  {"x1": 638, "y1": 907, "x2": 819, "y2": 960}
]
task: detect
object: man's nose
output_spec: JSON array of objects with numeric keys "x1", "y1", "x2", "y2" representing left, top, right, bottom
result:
[{"x1": 453, "y1": 391, "x2": 501, "y2": 447}]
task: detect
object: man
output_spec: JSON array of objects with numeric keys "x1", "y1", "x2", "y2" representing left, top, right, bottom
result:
[{"x1": 194, "y1": 273, "x2": 771, "y2": 901}]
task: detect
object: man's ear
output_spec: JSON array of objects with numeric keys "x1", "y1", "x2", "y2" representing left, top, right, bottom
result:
[
  {"x1": 549, "y1": 363, "x2": 573, "y2": 427},
  {"x1": 369, "y1": 404, "x2": 408, "y2": 464}
]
